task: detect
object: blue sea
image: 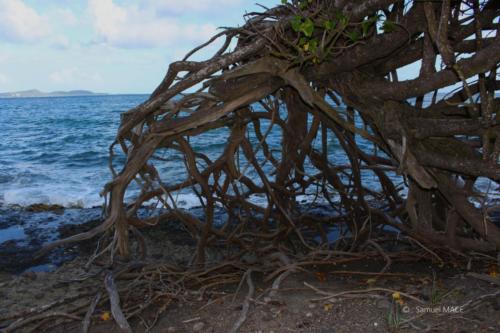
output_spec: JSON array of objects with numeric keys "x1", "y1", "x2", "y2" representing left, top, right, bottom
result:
[
  {"x1": 1, "y1": 94, "x2": 498, "y2": 211},
  {"x1": 0, "y1": 95, "x2": 148, "y2": 208},
  {"x1": 0, "y1": 94, "x2": 398, "y2": 211}
]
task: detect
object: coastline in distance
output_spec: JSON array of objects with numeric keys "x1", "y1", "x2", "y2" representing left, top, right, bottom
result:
[{"x1": 0, "y1": 89, "x2": 108, "y2": 99}]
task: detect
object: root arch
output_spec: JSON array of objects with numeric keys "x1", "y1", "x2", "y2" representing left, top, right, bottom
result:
[{"x1": 42, "y1": 0, "x2": 500, "y2": 262}]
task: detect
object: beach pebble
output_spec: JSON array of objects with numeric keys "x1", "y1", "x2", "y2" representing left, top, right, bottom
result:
[{"x1": 193, "y1": 322, "x2": 205, "y2": 332}]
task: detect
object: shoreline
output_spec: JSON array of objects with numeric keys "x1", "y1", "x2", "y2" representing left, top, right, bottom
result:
[
  {"x1": 0, "y1": 205, "x2": 103, "y2": 274},
  {"x1": 2, "y1": 200, "x2": 500, "y2": 274},
  {"x1": 0, "y1": 202, "x2": 229, "y2": 274}
]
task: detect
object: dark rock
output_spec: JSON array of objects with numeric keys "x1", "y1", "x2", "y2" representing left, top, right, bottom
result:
[{"x1": 25, "y1": 204, "x2": 65, "y2": 212}]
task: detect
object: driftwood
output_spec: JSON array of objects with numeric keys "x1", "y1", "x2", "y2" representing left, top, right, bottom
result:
[
  {"x1": 105, "y1": 273, "x2": 132, "y2": 333},
  {"x1": 40, "y1": 0, "x2": 499, "y2": 281}
]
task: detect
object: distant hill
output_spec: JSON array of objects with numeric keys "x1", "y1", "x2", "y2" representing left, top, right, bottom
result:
[{"x1": 0, "y1": 89, "x2": 107, "y2": 98}]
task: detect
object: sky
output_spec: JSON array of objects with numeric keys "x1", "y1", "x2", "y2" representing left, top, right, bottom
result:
[{"x1": 0, "y1": 0, "x2": 280, "y2": 94}]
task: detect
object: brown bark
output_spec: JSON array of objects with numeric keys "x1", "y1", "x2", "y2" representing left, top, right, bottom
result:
[{"x1": 39, "y1": 0, "x2": 500, "y2": 262}]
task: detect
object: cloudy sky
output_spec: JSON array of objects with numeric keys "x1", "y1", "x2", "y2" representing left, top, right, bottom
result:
[{"x1": 0, "y1": 0, "x2": 279, "y2": 94}]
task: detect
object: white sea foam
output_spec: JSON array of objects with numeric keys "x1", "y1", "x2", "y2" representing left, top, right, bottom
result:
[
  {"x1": 1, "y1": 186, "x2": 103, "y2": 208},
  {"x1": 163, "y1": 192, "x2": 206, "y2": 209}
]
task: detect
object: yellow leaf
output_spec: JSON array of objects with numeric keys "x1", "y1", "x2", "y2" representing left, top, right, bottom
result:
[
  {"x1": 392, "y1": 292, "x2": 401, "y2": 301},
  {"x1": 366, "y1": 278, "x2": 377, "y2": 285},
  {"x1": 323, "y1": 303, "x2": 333, "y2": 311},
  {"x1": 101, "y1": 312, "x2": 111, "y2": 321}
]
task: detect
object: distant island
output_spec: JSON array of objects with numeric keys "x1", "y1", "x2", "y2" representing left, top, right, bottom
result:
[{"x1": 0, "y1": 89, "x2": 108, "y2": 98}]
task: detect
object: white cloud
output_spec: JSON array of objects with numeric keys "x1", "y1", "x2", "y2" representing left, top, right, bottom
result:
[
  {"x1": 51, "y1": 35, "x2": 71, "y2": 50},
  {"x1": 88, "y1": 0, "x2": 218, "y2": 48},
  {"x1": 0, "y1": 0, "x2": 51, "y2": 43},
  {"x1": 49, "y1": 67, "x2": 102, "y2": 84},
  {"x1": 149, "y1": 0, "x2": 243, "y2": 16},
  {"x1": 50, "y1": 8, "x2": 78, "y2": 26}
]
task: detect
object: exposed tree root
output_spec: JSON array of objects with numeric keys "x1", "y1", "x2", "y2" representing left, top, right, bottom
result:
[{"x1": 25, "y1": 0, "x2": 500, "y2": 331}]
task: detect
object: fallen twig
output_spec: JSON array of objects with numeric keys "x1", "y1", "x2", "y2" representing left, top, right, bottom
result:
[
  {"x1": 4, "y1": 311, "x2": 82, "y2": 333},
  {"x1": 466, "y1": 272, "x2": 500, "y2": 286},
  {"x1": 105, "y1": 273, "x2": 133, "y2": 333},
  {"x1": 304, "y1": 282, "x2": 425, "y2": 304},
  {"x1": 229, "y1": 269, "x2": 255, "y2": 333},
  {"x1": 82, "y1": 292, "x2": 101, "y2": 333}
]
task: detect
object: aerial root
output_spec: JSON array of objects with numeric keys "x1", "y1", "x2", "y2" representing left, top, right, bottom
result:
[{"x1": 22, "y1": 0, "x2": 500, "y2": 331}]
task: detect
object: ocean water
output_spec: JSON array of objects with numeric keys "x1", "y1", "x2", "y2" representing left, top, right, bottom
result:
[
  {"x1": 2, "y1": 94, "x2": 498, "y2": 213},
  {"x1": 0, "y1": 95, "x2": 147, "y2": 208},
  {"x1": 0, "y1": 94, "x2": 397, "y2": 210}
]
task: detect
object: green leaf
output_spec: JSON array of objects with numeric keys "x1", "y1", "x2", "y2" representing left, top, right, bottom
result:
[
  {"x1": 335, "y1": 11, "x2": 344, "y2": 21},
  {"x1": 309, "y1": 38, "x2": 318, "y2": 52},
  {"x1": 361, "y1": 21, "x2": 370, "y2": 36},
  {"x1": 335, "y1": 11, "x2": 348, "y2": 27},
  {"x1": 323, "y1": 20, "x2": 334, "y2": 31},
  {"x1": 361, "y1": 15, "x2": 378, "y2": 36},
  {"x1": 300, "y1": 18, "x2": 315, "y2": 37},
  {"x1": 291, "y1": 15, "x2": 302, "y2": 32},
  {"x1": 281, "y1": 0, "x2": 287, "y2": 4},
  {"x1": 346, "y1": 30, "x2": 359, "y2": 42},
  {"x1": 382, "y1": 20, "x2": 396, "y2": 33}
]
